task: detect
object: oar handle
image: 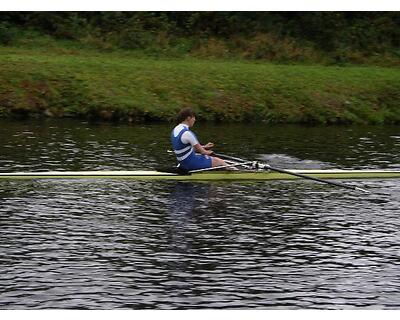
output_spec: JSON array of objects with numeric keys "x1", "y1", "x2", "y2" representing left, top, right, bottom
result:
[{"x1": 212, "y1": 153, "x2": 248, "y2": 163}]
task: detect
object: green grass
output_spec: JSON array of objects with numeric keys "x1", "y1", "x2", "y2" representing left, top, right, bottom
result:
[{"x1": 1, "y1": 45, "x2": 400, "y2": 124}]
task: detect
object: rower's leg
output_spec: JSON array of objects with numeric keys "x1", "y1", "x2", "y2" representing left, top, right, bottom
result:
[{"x1": 211, "y1": 156, "x2": 227, "y2": 168}]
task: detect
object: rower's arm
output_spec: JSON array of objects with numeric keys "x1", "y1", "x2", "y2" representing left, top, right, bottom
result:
[
  {"x1": 194, "y1": 143, "x2": 213, "y2": 156},
  {"x1": 181, "y1": 131, "x2": 213, "y2": 156}
]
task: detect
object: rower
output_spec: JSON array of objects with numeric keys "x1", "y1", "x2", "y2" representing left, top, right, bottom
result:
[{"x1": 171, "y1": 107, "x2": 227, "y2": 172}]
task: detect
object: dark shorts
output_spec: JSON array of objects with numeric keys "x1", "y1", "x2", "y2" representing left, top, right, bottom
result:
[{"x1": 180, "y1": 153, "x2": 212, "y2": 171}]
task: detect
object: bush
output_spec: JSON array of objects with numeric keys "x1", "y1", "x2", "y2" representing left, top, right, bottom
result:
[
  {"x1": 0, "y1": 22, "x2": 17, "y2": 45},
  {"x1": 116, "y1": 28, "x2": 156, "y2": 50}
]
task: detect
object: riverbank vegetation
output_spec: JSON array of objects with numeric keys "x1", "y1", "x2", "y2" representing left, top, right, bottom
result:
[
  {"x1": 0, "y1": 12, "x2": 399, "y2": 124},
  {"x1": 2, "y1": 12, "x2": 400, "y2": 66}
]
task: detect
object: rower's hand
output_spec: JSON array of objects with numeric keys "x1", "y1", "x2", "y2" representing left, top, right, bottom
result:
[
  {"x1": 205, "y1": 150, "x2": 214, "y2": 156},
  {"x1": 203, "y1": 142, "x2": 214, "y2": 150}
]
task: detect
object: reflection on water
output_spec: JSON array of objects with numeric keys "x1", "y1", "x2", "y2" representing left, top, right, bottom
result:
[
  {"x1": 1, "y1": 119, "x2": 400, "y2": 172},
  {"x1": 168, "y1": 183, "x2": 210, "y2": 254},
  {"x1": 1, "y1": 119, "x2": 400, "y2": 309}
]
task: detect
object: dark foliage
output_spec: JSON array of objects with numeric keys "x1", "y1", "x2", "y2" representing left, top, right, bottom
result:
[{"x1": 1, "y1": 12, "x2": 399, "y2": 62}]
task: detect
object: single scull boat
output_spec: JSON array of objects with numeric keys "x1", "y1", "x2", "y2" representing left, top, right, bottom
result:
[{"x1": 1, "y1": 169, "x2": 400, "y2": 180}]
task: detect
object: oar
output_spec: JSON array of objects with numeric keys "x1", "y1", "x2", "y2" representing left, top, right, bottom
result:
[{"x1": 214, "y1": 153, "x2": 370, "y2": 193}]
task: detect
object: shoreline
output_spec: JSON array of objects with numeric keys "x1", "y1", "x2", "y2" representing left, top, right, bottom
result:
[{"x1": 1, "y1": 47, "x2": 399, "y2": 125}]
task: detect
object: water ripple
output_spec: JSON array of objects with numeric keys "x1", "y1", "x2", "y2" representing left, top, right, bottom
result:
[{"x1": 1, "y1": 120, "x2": 400, "y2": 309}]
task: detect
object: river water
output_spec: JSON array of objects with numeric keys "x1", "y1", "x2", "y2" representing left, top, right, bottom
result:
[{"x1": 1, "y1": 119, "x2": 400, "y2": 309}]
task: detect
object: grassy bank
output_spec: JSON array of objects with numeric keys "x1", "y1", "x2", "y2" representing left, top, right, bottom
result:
[{"x1": 1, "y1": 46, "x2": 400, "y2": 124}]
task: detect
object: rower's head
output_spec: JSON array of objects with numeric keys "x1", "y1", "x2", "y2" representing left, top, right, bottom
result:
[{"x1": 177, "y1": 107, "x2": 196, "y2": 127}]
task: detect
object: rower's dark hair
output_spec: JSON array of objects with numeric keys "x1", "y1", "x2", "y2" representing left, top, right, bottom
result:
[{"x1": 176, "y1": 107, "x2": 196, "y2": 124}]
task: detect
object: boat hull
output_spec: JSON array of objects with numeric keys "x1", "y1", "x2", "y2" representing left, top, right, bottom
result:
[{"x1": 1, "y1": 170, "x2": 400, "y2": 180}]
